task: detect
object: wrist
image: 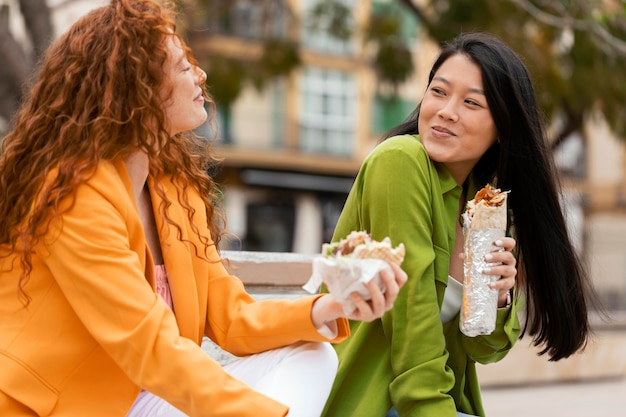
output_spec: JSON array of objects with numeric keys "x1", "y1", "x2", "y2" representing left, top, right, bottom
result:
[
  {"x1": 498, "y1": 290, "x2": 512, "y2": 309},
  {"x1": 311, "y1": 295, "x2": 342, "y2": 328}
]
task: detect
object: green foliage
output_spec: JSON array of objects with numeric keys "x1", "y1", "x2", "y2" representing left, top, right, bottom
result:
[
  {"x1": 366, "y1": 11, "x2": 403, "y2": 39},
  {"x1": 200, "y1": 39, "x2": 300, "y2": 106},
  {"x1": 373, "y1": 39, "x2": 414, "y2": 87},
  {"x1": 257, "y1": 39, "x2": 301, "y2": 81},
  {"x1": 307, "y1": 0, "x2": 354, "y2": 40},
  {"x1": 203, "y1": 56, "x2": 246, "y2": 107},
  {"x1": 365, "y1": 4, "x2": 416, "y2": 89}
]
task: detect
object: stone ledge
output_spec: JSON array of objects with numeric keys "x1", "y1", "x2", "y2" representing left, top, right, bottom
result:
[
  {"x1": 222, "y1": 250, "x2": 314, "y2": 287},
  {"x1": 219, "y1": 250, "x2": 626, "y2": 386}
]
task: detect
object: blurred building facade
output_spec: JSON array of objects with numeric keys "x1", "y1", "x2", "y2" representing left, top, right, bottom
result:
[
  {"x1": 8, "y1": 0, "x2": 626, "y2": 309},
  {"x1": 195, "y1": 0, "x2": 428, "y2": 254},
  {"x1": 196, "y1": 0, "x2": 626, "y2": 309}
]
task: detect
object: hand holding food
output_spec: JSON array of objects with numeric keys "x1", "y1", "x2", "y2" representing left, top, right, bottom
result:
[
  {"x1": 460, "y1": 184, "x2": 509, "y2": 336},
  {"x1": 304, "y1": 231, "x2": 405, "y2": 315},
  {"x1": 310, "y1": 262, "x2": 407, "y2": 326}
]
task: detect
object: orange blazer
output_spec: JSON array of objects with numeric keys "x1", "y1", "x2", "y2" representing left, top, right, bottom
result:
[{"x1": 0, "y1": 158, "x2": 349, "y2": 416}]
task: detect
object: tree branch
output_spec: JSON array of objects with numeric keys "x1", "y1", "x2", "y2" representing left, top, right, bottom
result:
[
  {"x1": 550, "y1": 102, "x2": 584, "y2": 151},
  {"x1": 18, "y1": 0, "x2": 53, "y2": 55},
  {"x1": 0, "y1": 5, "x2": 29, "y2": 87},
  {"x1": 396, "y1": 0, "x2": 437, "y2": 34},
  {"x1": 506, "y1": 0, "x2": 626, "y2": 56}
]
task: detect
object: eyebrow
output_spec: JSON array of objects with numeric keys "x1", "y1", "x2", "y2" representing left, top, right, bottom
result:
[
  {"x1": 174, "y1": 53, "x2": 186, "y2": 67},
  {"x1": 433, "y1": 76, "x2": 485, "y2": 95}
]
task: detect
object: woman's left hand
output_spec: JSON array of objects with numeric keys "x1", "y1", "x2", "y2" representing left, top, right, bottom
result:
[{"x1": 483, "y1": 237, "x2": 517, "y2": 307}]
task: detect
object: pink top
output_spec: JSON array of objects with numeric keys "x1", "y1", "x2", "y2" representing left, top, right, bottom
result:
[{"x1": 155, "y1": 264, "x2": 174, "y2": 311}]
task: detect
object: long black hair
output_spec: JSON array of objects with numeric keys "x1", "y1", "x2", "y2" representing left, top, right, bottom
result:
[{"x1": 385, "y1": 32, "x2": 600, "y2": 361}]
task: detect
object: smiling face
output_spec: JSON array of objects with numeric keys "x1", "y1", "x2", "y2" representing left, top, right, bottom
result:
[
  {"x1": 417, "y1": 53, "x2": 497, "y2": 184},
  {"x1": 162, "y1": 36, "x2": 208, "y2": 136}
]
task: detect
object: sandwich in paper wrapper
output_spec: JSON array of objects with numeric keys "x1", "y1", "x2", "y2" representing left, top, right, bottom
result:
[
  {"x1": 303, "y1": 231, "x2": 405, "y2": 315},
  {"x1": 460, "y1": 184, "x2": 509, "y2": 337}
]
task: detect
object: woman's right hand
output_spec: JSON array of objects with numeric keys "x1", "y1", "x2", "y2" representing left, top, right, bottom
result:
[
  {"x1": 311, "y1": 262, "x2": 408, "y2": 327},
  {"x1": 347, "y1": 262, "x2": 407, "y2": 322}
]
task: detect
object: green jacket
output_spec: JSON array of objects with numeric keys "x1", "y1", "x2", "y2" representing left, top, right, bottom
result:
[{"x1": 322, "y1": 135, "x2": 521, "y2": 417}]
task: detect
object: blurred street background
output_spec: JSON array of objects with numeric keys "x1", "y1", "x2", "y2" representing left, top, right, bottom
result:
[
  {"x1": 482, "y1": 376, "x2": 626, "y2": 416},
  {"x1": 3, "y1": 0, "x2": 626, "y2": 414}
]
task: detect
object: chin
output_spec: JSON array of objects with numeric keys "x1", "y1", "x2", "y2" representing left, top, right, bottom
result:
[
  {"x1": 196, "y1": 111, "x2": 208, "y2": 125},
  {"x1": 423, "y1": 148, "x2": 447, "y2": 163}
]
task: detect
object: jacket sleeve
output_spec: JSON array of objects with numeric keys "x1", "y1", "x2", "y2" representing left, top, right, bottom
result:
[
  {"x1": 164, "y1": 179, "x2": 350, "y2": 355},
  {"x1": 333, "y1": 137, "x2": 458, "y2": 416},
  {"x1": 202, "y1": 268, "x2": 350, "y2": 356},
  {"x1": 40, "y1": 179, "x2": 291, "y2": 417}
]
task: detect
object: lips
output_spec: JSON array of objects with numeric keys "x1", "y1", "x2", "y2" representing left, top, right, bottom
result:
[
  {"x1": 432, "y1": 125, "x2": 455, "y2": 136},
  {"x1": 194, "y1": 91, "x2": 204, "y2": 102}
]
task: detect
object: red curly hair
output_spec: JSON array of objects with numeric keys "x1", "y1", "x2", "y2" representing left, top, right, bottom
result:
[{"x1": 0, "y1": 0, "x2": 224, "y2": 304}]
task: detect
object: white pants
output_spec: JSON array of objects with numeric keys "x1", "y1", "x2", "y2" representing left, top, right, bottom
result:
[{"x1": 126, "y1": 341, "x2": 338, "y2": 417}]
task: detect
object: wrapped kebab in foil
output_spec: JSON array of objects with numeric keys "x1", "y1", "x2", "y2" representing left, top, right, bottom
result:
[{"x1": 460, "y1": 184, "x2": 509, "y2": 337}]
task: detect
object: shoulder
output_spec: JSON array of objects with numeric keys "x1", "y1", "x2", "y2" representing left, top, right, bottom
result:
[
  {"x1": 43, "y1": 159, "x2": 131, "y2": 210},
  {"x1": 361, "y1": 134, "x2": 432, "y2": 177},
  {"x1": 67, "y1": 159, "x2": 134, "y2": 217},
  {"x1": 81, "y1": 158, "x2": 131, "y2": 191},
  {"x1": 374, "y1": 134, "x2": 424, "y2": 153}
]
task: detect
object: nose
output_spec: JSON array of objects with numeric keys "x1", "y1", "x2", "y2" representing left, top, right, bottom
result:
[
  {"x1": 195, "y1": 66, "x2": 207, "y2": 85},
  {"x1": 437, "y1": 100, "x2": 459, "y2": 122}
]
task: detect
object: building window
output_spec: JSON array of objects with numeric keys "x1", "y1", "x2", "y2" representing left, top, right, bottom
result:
[
  {"x1": 271, "y1": 80, "x2": 287, "y2": 147},
  {"x1": 244, "y1": 201, "x2": 295, "y2": 252},
  {"x1": 371, "y1": 95, "x2": 415, "y2": 135},
  {"x1": 301, "y1": 0, "x2": 355, "y2": 55},
  {"x1": 206, "y1": 0, "x2": 289, "y2": 39},
  {"x1": 299, "y1": 67, "x2": 356, "y2": 156}
]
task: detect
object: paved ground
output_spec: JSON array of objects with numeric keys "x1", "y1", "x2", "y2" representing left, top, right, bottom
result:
[{"x1": 481, "y1": 376, "x2": 626, "y2": 416}]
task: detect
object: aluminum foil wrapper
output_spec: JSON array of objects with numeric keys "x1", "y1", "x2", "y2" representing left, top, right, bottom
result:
[
  {"x1": 460, "y1": 228, "x2": 504, "y2": 337},
  {"x1": 303, "y1": 257, "x2": 390, "y2": 315}
]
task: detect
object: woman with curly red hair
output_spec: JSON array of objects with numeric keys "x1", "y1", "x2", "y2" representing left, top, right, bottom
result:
[{"x1": 0, "y1": 0, "x2": 406, "y2": 416}]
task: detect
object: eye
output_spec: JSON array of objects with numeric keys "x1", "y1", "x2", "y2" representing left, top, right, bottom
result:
[
  {"x1": 430, "y1": 87, "x2": 445, "y2": 96},
  {"x1": 181, "y1": 58, "x2": 192, "y2": 72},
  {"x1": 464, "y1": 98, "x2": 486, "y2": 108}
]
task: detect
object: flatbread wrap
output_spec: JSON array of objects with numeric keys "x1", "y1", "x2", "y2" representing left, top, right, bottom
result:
[
  {"x1": 460, "y1": 184, "x2": 509, "y2": 336},
  {"x1": 303, "y1": 231, "x2": 405, "y2": 314}
]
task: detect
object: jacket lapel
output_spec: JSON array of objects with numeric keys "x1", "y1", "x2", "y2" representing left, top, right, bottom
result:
[
  {"x1": 114, "y1": 158, "x2": 156, "y2": 290},
  {"x1": 148, "y1": 177, "x2": 201, "y2": 342}
]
